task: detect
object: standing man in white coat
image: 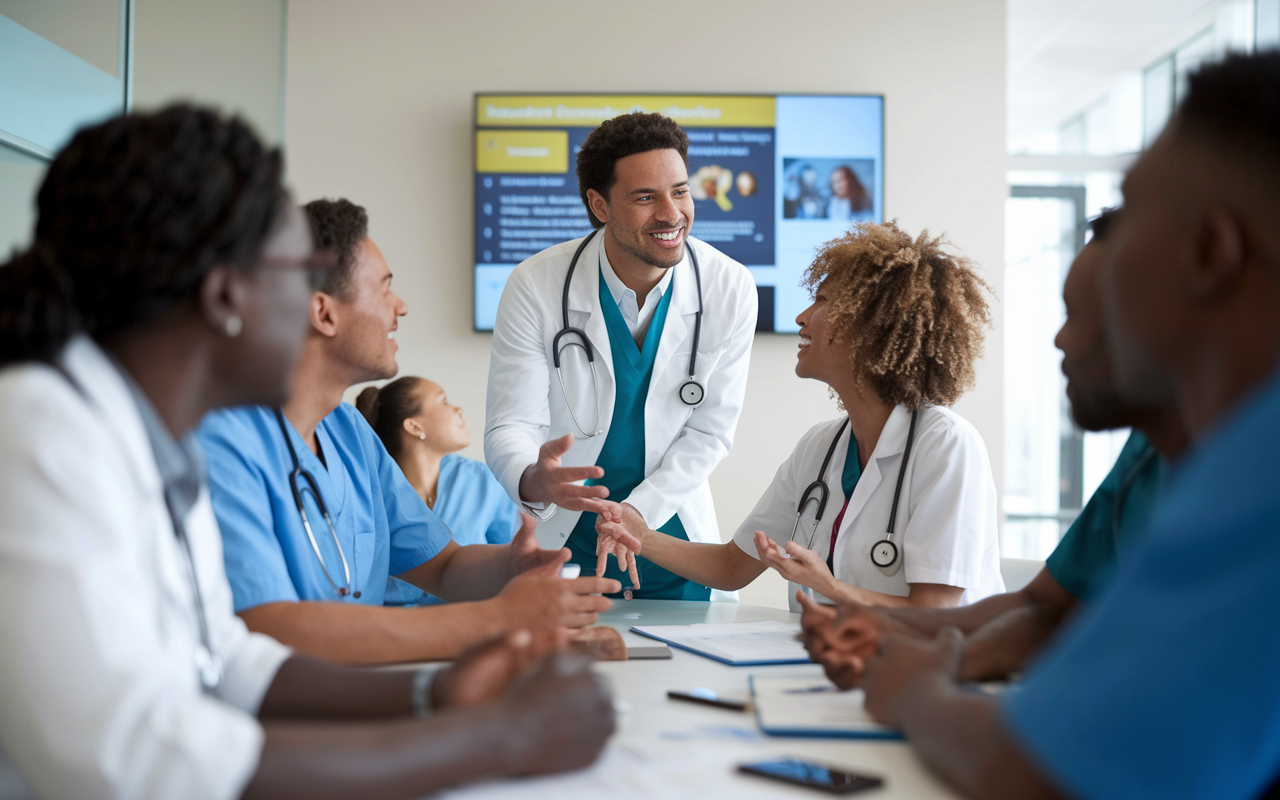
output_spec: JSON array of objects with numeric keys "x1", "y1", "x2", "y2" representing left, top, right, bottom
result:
[{"x1": 485, "y1": 112, "x2": 757, "y2": 601}]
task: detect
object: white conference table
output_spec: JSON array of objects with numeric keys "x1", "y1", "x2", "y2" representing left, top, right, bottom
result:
[{"x1": 441, "y1": 600, "x2": 961, "y2": 800}]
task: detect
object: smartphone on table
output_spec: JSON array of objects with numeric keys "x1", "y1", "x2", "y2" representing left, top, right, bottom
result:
[{"x1": 738, "y1": 757, "x2": 883, "y2": 794}]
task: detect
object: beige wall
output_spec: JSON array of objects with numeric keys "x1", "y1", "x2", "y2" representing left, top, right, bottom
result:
[
  {"x1": 133, "y1": 0, "x2": 285, "y2": 143},
  {"x1": 284, "y1": 0, "x2": 1007, "y2": 610}
]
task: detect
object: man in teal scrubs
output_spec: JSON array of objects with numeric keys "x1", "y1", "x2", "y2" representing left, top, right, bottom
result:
[
  {"x1": 485, "y1": 113, "x2": 758, "y2": 601},
  {"x1": 800, "y1": 206, "x2": 1189, "y2": 683}
]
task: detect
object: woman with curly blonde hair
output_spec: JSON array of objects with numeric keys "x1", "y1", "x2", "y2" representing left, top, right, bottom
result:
[{"x1": 595, "y1": 221, "x2": 1004, "y2": 610}]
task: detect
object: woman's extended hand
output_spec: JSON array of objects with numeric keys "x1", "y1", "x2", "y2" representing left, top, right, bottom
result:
[
  {"x1": 753, "y1": 530, "x2": 839, "y2": 598},
  {"x1": 593, "y1": 501, "x2": 643, "y2": 590}
]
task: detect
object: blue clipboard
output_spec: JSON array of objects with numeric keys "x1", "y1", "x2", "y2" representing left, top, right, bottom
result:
[
  {"x1": 749, "y1": 675, "x2": 904, "y2": 740},
  {"x1": 628, "y1": 625, "x2": 811, "y2": 667}
]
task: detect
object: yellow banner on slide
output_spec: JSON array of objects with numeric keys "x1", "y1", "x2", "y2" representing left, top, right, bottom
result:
[
  {"x1": 475, "y1": 130, "x2": 569, "y2": 173},
  {"x1": 476, "y1": 95, "x2": 776, "y2": 128}
]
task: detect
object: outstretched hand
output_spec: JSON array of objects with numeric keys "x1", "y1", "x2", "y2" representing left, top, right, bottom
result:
[
  {"x1": 754, "y1": 530, "x2": 838, "y2": 597},
  {"x1": 593, "y1": 501, "x2": 643, "y2": 590},
  {"x1": 518, "y1": 434, "x2": 611, "y2": 514}
]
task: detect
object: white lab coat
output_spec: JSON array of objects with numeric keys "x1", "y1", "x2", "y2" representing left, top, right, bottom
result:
[
  {"x1": 485, "y1": 230, "x2": 757, "y2": 559},
  {"x1": 0, "y1": 337, "x2": 291, "y2": 800},
  {"x1": 732, "y1": 406, "x2": 1004, "y2": 612}
]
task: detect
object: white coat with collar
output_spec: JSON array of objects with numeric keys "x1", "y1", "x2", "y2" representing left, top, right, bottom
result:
[
  {"x1": 732, "y1": 405, "x2": 1005, "y2": 612},
  {"x1": 0, "y1": 337, "x2": 291, "y2": 800},
  {"x1": 485, "y1": 229, "x2": 757, "y2": 559}
]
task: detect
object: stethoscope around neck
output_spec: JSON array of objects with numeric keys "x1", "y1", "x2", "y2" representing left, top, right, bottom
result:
[
  {"x1": 273, "y1": 408, "x2": 359, "y2": 599},
  {"x1": 789, "y1": 408, "x2": 920, "y2": 575},
  {"x1": 553, "y1": 227, "x2": 706, "y2": 439}
]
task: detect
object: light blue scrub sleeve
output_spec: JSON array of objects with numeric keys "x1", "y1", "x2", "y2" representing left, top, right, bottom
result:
[
  {"x1": 197, "y1": 411, "x2": 301, "y2": 611},
  {"x1": 361, "y1": 410, "x2": 453, "y2": 575}
]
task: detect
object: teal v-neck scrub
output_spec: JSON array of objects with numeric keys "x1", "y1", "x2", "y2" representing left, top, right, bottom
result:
[
  {"x1": 821, "y1": 432, "x2": 861, "y2": 568},
  {"x1": 564, "y1": 270, "x2": 710, "y2": 600}
]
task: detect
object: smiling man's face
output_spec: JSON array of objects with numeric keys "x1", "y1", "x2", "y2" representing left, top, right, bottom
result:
[
  {"x1": 327, "y1": 237, "x2": 407, "y2": 383},
  {"x1": 588, "y1": 148, "x2": 694, "y2": 270}
]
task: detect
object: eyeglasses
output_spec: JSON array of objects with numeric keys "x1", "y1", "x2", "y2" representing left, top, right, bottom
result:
[{"x1": 260, "y1": 248, "x2": 339, "y2": 288}]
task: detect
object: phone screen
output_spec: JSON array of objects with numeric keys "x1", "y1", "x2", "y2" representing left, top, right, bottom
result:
[{"x1": 739, "y1": 758, "x2": 883, "y2": 794}]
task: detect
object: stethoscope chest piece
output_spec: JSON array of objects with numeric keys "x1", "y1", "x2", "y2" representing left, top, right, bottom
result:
[
  {"x1": 679, "y1": 379, "x2": 705, "y2": 406},
  {"x1": 870, "y1": 538, "x2": 902, "y2": 575}
]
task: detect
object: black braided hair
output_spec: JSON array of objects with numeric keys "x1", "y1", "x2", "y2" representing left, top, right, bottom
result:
[{"x1": 0, "y1": 104, "x2": 286, "y2": 365}]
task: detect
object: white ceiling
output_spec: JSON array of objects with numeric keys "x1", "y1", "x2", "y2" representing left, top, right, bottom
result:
[{"x1": 1008, "y1": 0, "x2": 1239, "y2": 145}]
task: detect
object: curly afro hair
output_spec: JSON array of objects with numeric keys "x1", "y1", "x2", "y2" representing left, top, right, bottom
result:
[
  {"x1": 576, "y1": 112, "x2": 688, "y2": 228},
  {"x1": 303, "y1": 197, "x2": 368, "y2": 298},
  {"x1": 803, "y1": 220, "x2": 993, "y2": 410}
]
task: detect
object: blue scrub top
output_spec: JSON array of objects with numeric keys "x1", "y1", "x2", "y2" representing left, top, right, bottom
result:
[
  {"x1": 564, "y1": 269, "x2": 710, "y2": 600},
  {"x1": 1003, "y1": 367, "x2": 1280, "y2": 800},
  {"x1": 1045, "y1": 430, "x2": 1166, "y2": 600},
  {"x1": 198, "y1": 403, "x2": 451, "y2": 610},
  {"x1": 384, "y1": 453, "x2": 520, "y2": 606}
]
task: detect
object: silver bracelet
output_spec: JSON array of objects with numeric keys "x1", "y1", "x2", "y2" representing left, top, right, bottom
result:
[{"x1": 411, "y1": 666, "x2": 438, "y2": 718}]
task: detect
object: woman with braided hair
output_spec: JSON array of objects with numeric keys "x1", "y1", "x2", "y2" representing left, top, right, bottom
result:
[{"x1": 596, "y1": 220, "x2": 1004, "y2": 611}]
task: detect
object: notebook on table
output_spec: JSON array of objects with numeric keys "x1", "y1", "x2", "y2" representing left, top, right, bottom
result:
[
  {"x1": 628, "y1": 621, "x2": 811, "y2": 666},
  {"x1": 749, "y1": 675, "x2": 903, "y2": 740}
]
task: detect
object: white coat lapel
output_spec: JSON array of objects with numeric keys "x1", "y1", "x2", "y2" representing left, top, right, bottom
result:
[
  {"x1": 61, "y1": 336, "x2": 163, "y2": 496},
  {"x1": 835, "y1": 405, "x2": 911, "y2": 539},
  {"x1": 565, "y1": 230, "x2": 615, "y2": 432}
]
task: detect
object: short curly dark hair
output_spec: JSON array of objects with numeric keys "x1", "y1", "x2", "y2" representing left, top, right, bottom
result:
[
  {"x1": 576, "y1": 112, "x2": 689, "y2": 228},
  {"x1": 303, "y1": 197, "x2": 368, "y2": 297},
  {"x1": 803, "y1": 220, "x2": 993, "y2": 410}
]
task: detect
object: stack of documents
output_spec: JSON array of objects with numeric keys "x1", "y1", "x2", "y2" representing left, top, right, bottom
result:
[
  {"x1": 629, "y1": 621, "x2": 810, "y2": 666},
  {"x1": 750, "y1": 675, "x2": 902, "y2": 740}
]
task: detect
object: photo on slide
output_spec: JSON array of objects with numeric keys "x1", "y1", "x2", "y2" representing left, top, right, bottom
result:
[{"x1": 781, "y1": 158, "x2": 876, "y2": 222}]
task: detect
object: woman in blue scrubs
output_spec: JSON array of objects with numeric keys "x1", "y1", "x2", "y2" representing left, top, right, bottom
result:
[{"x1": 357, "y1": 376, "x2": 519, "y2": 604}]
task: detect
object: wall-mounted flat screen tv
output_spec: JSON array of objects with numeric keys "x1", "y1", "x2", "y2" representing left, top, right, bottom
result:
[{"x1": 473, "y1": 93, "x2": 884, "y2": 333}]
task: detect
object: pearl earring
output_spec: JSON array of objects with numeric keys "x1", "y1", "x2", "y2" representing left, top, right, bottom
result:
[
  {"x1": 224, "y1": 314, "x2": 243, "y2": 338},
  {"x1": 419, "y1": 433, "x2": 426, "y2": 440}
]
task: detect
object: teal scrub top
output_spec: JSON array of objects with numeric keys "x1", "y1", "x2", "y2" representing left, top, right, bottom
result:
[
  {"x1": 1044, "y1": 430, "x2": 1167, "y2": 600},
  {"x1": 564, "y1": 269, "x2": 709, "y2": 600},
  {"x1": 821, "y1": 432, "x2": 861, "y2": 570}
]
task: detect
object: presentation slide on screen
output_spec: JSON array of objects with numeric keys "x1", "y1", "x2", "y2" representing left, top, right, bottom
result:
[{"x1": 473, "y1": 94, "x2": 883, "y2": 333}]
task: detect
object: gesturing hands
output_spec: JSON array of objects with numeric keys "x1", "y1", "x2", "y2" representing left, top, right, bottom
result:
[
  {"x1": 753, "y1": 530, "x2": 838, "y2": 598},
  {"x1": 594, "y1": 501, "x2": 644, "y2": 590},
  {"x1": 518, "y1": 434, "x2": 611, "y2": 514},
  {"x1": 495, "y1": 555, "x2": 620, "y2": 630}
]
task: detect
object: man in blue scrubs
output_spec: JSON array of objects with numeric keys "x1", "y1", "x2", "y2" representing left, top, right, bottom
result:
[
  {"x1": 799, "y1": 207, "x2": 1187, "y2": 684},
  {"x1": 853, "y1": 52, "x2": 1280, "y2": 799},
  {"x1": 200, "y1": 198, "x2": 618, "y2": 664}
]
